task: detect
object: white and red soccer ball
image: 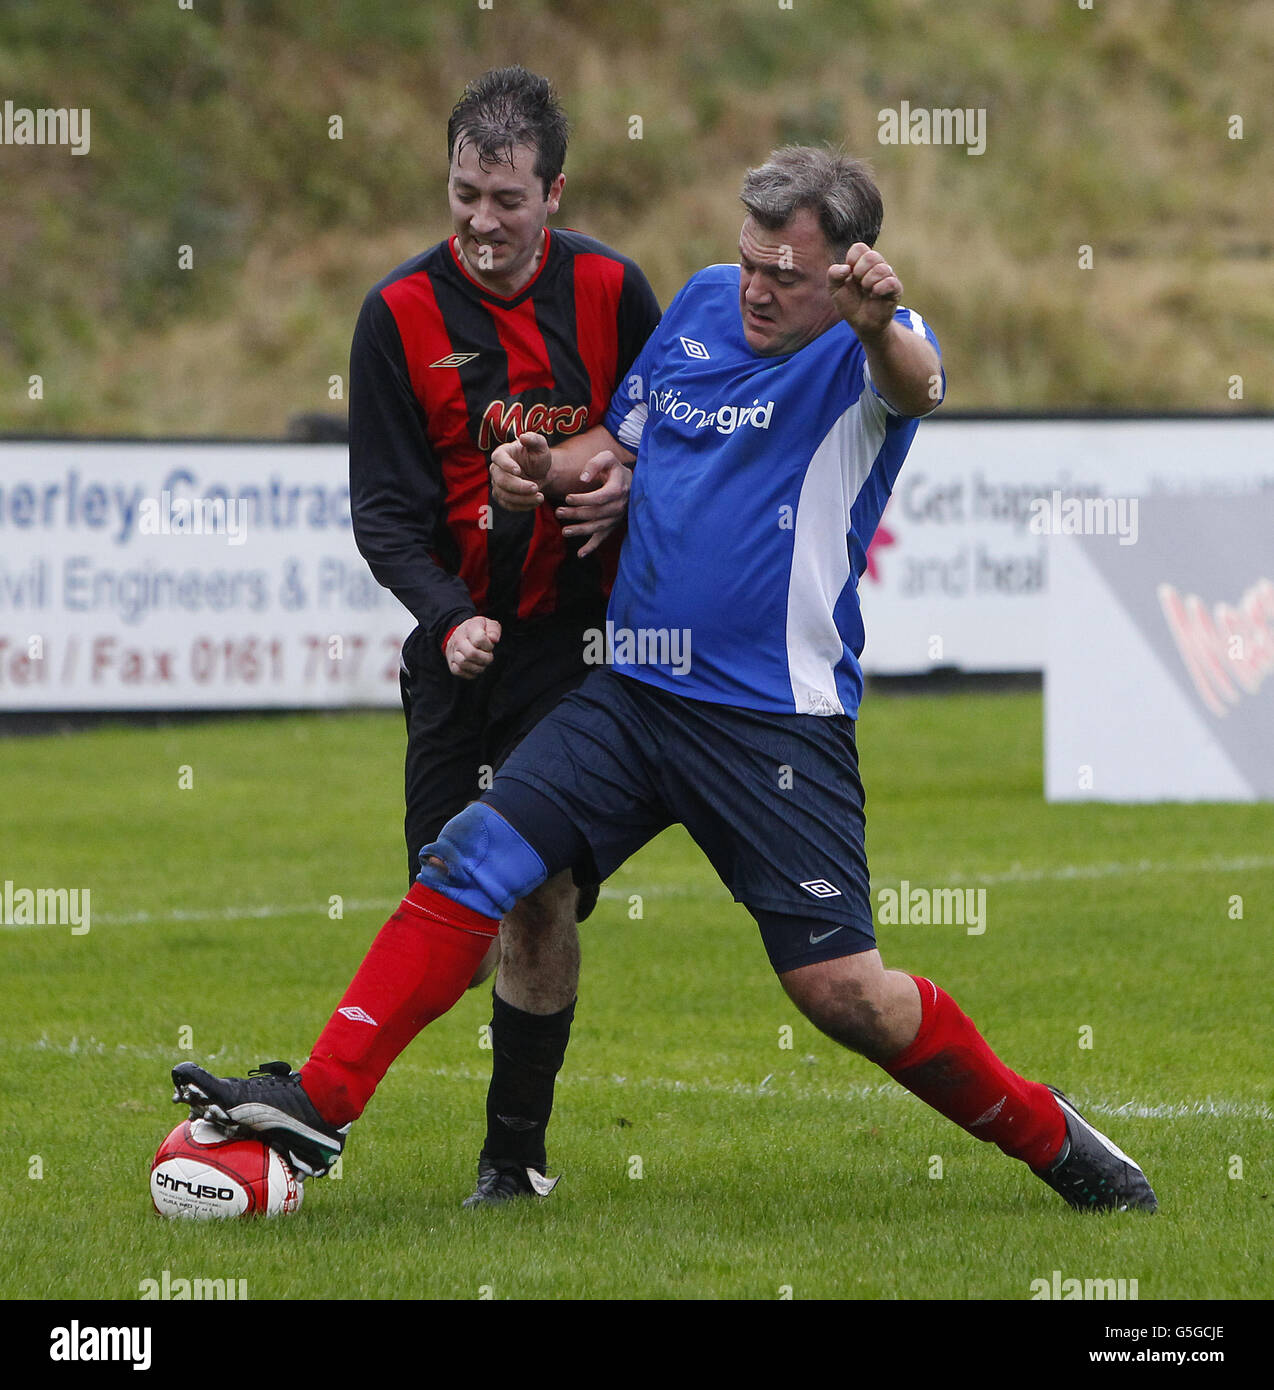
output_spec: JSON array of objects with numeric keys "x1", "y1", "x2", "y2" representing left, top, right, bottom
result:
[{"x1": 150, "y1": 1118, "x2": 303, "y2": 1219}]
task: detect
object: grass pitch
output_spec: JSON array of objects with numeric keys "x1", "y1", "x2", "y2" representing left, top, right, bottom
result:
[{"x1": 1, "y1": 692, "x2": 1270, "y2": 1302}]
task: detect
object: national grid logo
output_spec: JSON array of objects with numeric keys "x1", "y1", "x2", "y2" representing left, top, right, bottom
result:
[{"x1": 648, "y1": 386, "x2": 775, "y2": 435}]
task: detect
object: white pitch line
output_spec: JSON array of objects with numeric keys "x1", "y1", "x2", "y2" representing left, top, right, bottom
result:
[
  {"x1": 412, "y1": 1064, "x2": 1274, "y2": 1120},
  {"x1": 13, "y1": 1038, "x2": 1273, "y2": 1121},
  {"x1": 2, "y1": 852, "x2": 1270, "y2": 931},
  {"x1": 1, "y1": 898, "x2": 400, "y2": 930},
  {"x1": 937, "y1": 855, "x2": 1274, "y2": 888}
]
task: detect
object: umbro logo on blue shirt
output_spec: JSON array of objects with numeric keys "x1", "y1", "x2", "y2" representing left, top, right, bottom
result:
[{"x1": 679, "y1": 336, "x2": 710, "y2": 359}]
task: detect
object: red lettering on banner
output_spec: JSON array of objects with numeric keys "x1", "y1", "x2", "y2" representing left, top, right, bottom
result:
[
  {"x1": 90, "y1": 635, "x2": 179, "y2": 685},
  {"x1": 0, "y1": 637, "x2": 48, "y2": 686},
  {"x1": 1157, "y1": 578, "x2": 1274, "y2": 716}
]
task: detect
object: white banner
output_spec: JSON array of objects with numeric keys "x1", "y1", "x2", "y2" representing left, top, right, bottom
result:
[
  {"x1": 3, "y1": 425, "x2": 1272, "y2": 709},
  {"x1": 0, "y1": 442, "x2": 413, "y2": 709},
  {"x1": 858, "y1": 417, "x2": 1274, "y2": 673},
  {"x1": 1045, "y1": 491, "x2": 1274, "y2": 802}
]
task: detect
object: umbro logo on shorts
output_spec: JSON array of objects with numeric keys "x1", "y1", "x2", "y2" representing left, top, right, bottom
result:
[
  {"x1": 799, "y1": 879, "x2": 842, "y2": 899},
  {"x1": 337, "y1": 1005, "x2": 378, "y2": 1026},
  {"x1": 679, "y1": 336, "x2": 710, "y2": 359},
  {"x1": 429, "y1": 352, "x2": 480, "y2": 368}
]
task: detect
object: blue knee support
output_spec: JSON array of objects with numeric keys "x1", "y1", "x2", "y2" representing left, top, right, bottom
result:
[{"x1": 415, "y1": 802, "x2": 548, "y2": 918}]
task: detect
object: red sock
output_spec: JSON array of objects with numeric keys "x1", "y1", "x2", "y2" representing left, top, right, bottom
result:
[
  {"x1": 882, "y1": 977, "x2": 1066, "y2": 1170},
  {"x1": 300, "y1": 883, "x2": 498, "y2": 1126}
]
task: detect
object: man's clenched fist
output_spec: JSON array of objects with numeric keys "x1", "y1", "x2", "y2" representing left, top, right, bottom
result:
[
  {"x1": 445, "y1": 615, "x2": 502, "y2": 679},
  {"x1": 828, "y1": 242, "x2": 903, "y2": 338}
]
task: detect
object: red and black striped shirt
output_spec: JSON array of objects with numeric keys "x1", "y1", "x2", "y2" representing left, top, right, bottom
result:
[{"x1": 349, "y1": 228, "x2": 660, "y2": 645}]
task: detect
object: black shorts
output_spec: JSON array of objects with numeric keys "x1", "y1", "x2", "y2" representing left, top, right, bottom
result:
[
  {"x1": 399, "y1": 612, "x2": 600, "y2": 887},
  {"x1": 484, "y1": 668, "x2": 877, "y2": 974}
]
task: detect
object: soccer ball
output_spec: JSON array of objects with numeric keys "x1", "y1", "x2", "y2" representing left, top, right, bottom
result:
[{"x1": 150, "y1": 1118, "x2": 304, "y2": 1219}]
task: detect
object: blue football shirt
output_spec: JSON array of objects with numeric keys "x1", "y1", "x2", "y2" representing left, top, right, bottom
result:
[{"x1": 602, "y1": 263, "x2": 941, "y2": 719}]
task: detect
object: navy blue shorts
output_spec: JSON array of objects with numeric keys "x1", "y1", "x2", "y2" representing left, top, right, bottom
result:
[{"x1": 483, "y1": 668, "x2": 876, "y2": 974}]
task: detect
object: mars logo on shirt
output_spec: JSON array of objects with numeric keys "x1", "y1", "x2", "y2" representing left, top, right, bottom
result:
[{"x1": 477, "y1": 399, "x2": 590, "y2": 452}]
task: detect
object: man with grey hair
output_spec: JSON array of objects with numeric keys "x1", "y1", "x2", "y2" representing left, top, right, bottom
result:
[
  {"x1": 481, "y1": 143, "x2": 1155, "y2": 1213},
  {"x1": 740, "y1": 143, "x2": 884, "y2": 277},
  {"x1": 183, "y1": 146, "x2": 1157, "y2": 1216}
]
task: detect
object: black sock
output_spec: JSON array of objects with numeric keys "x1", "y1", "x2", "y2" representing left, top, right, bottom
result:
[{"x1": 481, "y1": 991, "x2": 576, "y2": 1171}]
